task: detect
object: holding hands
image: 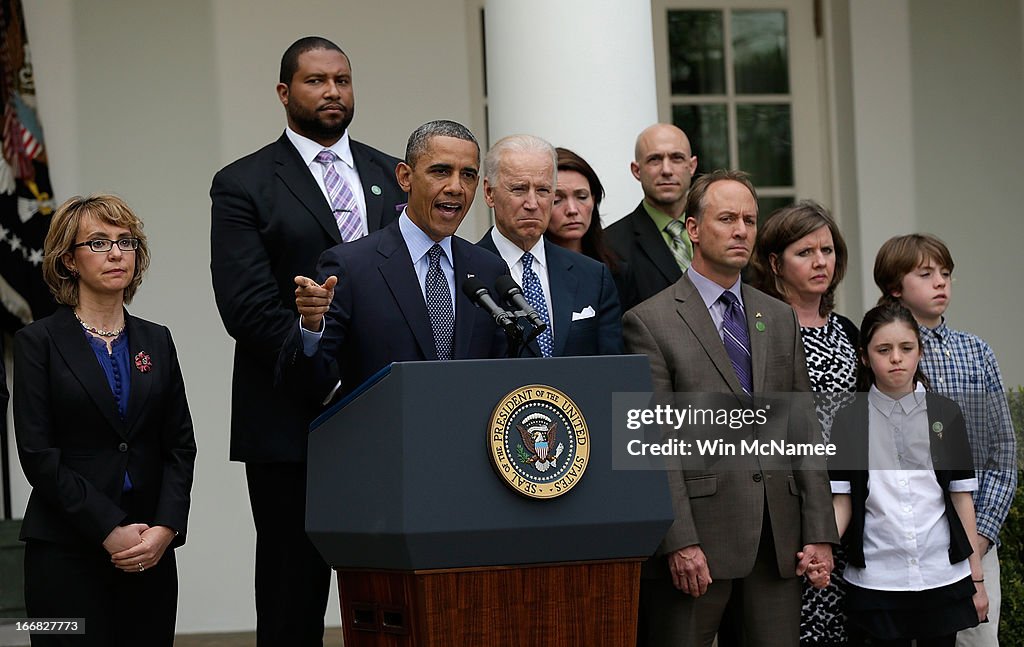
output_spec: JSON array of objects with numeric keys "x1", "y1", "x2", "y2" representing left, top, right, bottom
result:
[{"x1": 796, "y1": 543, "x2": 834, "y2": 589}]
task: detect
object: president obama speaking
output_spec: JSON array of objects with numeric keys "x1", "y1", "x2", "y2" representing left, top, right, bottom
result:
[{"x1": 278, "y1": 120, "x2": 508, "y2": 407}]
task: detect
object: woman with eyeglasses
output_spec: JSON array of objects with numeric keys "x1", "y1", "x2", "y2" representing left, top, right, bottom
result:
[{"x1": 14, "y1": 194, "x2": 196, "y2": 646}]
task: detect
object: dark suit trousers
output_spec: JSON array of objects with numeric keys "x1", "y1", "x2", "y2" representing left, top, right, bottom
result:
[
  {"x1": 638, "y1": 511, "x2": 800, "y2": 647},
  {"x1": 847, "y1": 632, "x2": 956, "y2": 647},
  {"x1": 24, "y1": 540, "x2": 177, "y2": 647},
  {"x1": 246, "y1": 462, "x2": 331, "y2": 647}
]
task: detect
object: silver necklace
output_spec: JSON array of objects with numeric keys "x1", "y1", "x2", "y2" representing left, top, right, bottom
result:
[{"x1": 74, "y1": 310, "x2": 125, "y2": 338}]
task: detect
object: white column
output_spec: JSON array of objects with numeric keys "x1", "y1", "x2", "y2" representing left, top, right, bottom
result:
[
  {"x1": 848, "y1": 0, "x2": 915, "y2": 307},
  {"x1": 484, "y1": 0, "x2": 659, "y2": 222}
]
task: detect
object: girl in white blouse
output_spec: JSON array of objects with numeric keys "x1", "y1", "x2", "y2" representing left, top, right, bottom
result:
[{"x1": 829, "y1": 303, "x2": 987, "y2": 647}]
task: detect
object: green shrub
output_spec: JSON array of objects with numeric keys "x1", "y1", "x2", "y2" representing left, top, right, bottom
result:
[{"x1": 1000, "y1": 387, "x2": 1024, "y2": 645}]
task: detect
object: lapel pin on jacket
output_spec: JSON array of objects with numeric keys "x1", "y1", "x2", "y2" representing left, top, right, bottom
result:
[
  {"x1": 134, "y1": 351, "x2": 152, "y2": 373},
  {"x1": 371, "y1": 184, "x2": 382, "y2": 195},
  {"x1": 932, "y1": 421, "x2": 943, "y2": 439}
]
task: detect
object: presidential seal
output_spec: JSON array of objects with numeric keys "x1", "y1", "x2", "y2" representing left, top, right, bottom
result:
[{"x1": 488, "y1": 385, "x2": 590, "y2": 499}]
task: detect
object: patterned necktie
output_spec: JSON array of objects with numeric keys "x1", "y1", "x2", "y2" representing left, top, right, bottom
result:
[
  {"x1": 520, "y1": 252, "x2": 553, "y2": 357},
  {"x1": 425, "y1": 245, "x2": 454, "y2": 360},
  {"x1": 664, "y1": 219, "x2": 693, "y2": 270},
  {"x1": 314, "y1": 150, "x2": 363, "y2": 242},
  {"x1": 719, "y1": 291, "x2": 753, "y2": 394}
]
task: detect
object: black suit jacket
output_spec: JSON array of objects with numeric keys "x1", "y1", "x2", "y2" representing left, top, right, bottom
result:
[
  {"x1": 210, "y1": 132, "x2": 405, "y2": 463},
  {"x1": 476, "y1": 231, "x2": 623, "y2": 357},
  {"x1": 829, "y1": 392, "x2": 976, "y2": 568},
  {"x1": 14, "y1": 306, "x2": 196, "y2": 548},
  {"x1": 604, "y1": 201, "x2": 683, "y2": 310},
  {"x1": 278, "y1": 221, "x2": 509, "y2": 405}
]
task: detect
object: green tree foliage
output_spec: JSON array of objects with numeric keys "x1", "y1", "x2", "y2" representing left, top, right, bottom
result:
[{"x1": 1000, "y1": 387, "x2": 1023, "y2": 644}]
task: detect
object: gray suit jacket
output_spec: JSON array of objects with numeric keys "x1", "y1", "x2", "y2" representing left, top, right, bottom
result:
[{"x1": 622, "y1": 272, "x2": 838, "y2": 579}]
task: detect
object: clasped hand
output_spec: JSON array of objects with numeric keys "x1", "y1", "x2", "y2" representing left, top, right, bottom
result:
[
  {"x1": 796, "y1": 543, "x2": 834, "y2": 589},
  {"x1": 103, "y1": 524, "x2": 176, "y2": 573},
  {"x1": 670, "y1": 542, "x2": 834, "y2": 596}
]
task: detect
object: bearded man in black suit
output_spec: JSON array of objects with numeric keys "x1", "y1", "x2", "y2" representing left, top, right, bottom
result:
[{"x1": 209, "y1": 36, "x2": 405, "y2": 646}]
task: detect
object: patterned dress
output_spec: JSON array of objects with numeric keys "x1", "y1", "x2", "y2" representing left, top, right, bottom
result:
[{"x1": 799, "y1": 313, "x2": 858, "y2": 646}]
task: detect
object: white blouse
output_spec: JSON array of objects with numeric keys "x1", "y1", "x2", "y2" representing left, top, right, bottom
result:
[{"x1": 832, "y1": 383, "x2": 978, "y2": 591}]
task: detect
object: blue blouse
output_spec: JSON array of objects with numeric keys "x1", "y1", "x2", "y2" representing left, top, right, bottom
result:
[{"x1": 84, "y1": 330, "x2": 133, "y2": 491}]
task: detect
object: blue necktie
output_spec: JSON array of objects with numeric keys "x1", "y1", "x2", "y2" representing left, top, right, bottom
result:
[
  {"x1": 719, "y1": 291, "x2": 752, "y2": 394},
  {"x1": 425, "y1": 245, "x2": 454, "y2": 360},
  {"x1": 520, "y1": 252, "x2": 553, "y2": 357}
]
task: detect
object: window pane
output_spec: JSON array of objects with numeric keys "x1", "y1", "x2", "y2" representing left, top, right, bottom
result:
[
  {"x1": 756, "y1": 196, "x2": 795, "y2": 224},
  {"x1": 668, "y1": 10, "x2": 725, "y2": 95},
  {"x1": 737, "y1": 104, "x2": 792, "y2": 186},
  {"x1": 732, "y1": 10, "x2": 789, "y2": 94},
  {"x1": 672, "y1": 104, "x2": 728, "y2": 173}
]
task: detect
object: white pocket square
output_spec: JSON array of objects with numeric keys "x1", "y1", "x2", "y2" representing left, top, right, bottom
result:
[{"x1": 572, "y1": 306, "x2": 596, "y2": 321}]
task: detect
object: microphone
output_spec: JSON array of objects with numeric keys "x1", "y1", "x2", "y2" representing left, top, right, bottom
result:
[
  {"x1": 462, "y1": 277, "x2": 516, "y2": 330},
  {"x1": 494, "y1": 274, "x2": 547, "y2": 333}
]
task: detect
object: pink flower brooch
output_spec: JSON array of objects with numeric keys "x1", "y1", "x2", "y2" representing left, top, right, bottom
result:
[{"x1": 134, "y1": 351, "x2": 153, "y2": 373}]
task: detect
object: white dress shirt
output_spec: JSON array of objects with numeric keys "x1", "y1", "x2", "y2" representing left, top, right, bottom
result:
[
  {"x1": 285, "y1": 127, "x2": 368, "y2": 238},
  {"x1": 300, "y1": 211, "x2": 454, "y2": 355},
  {"x1": 487, "y1": 228, "x2": 554, "y2": 338},
  {"x1": 835, "y1": 383, "x2": 978, "y2": 591}
]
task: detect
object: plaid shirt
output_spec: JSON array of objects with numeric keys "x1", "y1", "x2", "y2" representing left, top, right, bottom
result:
[{"x1": 919, "y1": 320, "x2": 1017, "y2": 544}]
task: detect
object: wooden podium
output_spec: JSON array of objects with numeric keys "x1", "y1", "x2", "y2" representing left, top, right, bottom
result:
[
  {"x1": 335, "y1": 561, "x2": 641, "y2": 646},
  {"x1": 306, "y1": 357, "x2": 672, "y2": 647}
]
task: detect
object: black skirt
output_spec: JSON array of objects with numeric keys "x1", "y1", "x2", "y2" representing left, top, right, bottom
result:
[{"x1": 844, "y1": 576, "x2": 979, "y2": 641}]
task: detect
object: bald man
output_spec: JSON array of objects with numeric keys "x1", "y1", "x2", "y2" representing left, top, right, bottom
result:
[{"x1": 604, "y1": 124, "x2": 698, "y2": 310}]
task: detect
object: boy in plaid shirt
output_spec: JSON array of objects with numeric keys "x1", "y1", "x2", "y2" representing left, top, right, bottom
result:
[{"x1": 874, "y1": 234, "x2": 1017, "y2": 646}]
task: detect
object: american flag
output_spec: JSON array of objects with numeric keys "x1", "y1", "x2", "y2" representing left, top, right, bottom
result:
[{"x1": 0, "y1": 0, "x2": 56, "y2": 333}]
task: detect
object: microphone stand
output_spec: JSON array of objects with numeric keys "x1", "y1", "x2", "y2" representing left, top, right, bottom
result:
[
  {"x1": 506, "y1": 311, "x2": 547, "y2": 358},
  {"x1": 503, "y1": 319, "x2": 527, "y2": 359}
]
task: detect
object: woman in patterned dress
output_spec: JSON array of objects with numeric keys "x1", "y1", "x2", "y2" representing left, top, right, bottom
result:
[{"x1": 750, "y1": 200, "x2": 857, "y2": 646}]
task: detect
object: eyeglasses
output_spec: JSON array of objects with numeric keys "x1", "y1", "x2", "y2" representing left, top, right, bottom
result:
[{"x1": 71, "y1": 238, "x2": 141, "y2": 253}]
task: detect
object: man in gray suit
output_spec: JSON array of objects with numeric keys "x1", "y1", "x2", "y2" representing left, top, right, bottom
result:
[{"x1": 623, "y1": 170, "x2": 838, "y2": 646}]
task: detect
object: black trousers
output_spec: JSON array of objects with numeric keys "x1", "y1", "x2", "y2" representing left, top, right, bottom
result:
[
  {"x1": 246, "y1": 461, "x2": 331, "y2": 647},
  {"x1": 847, "y1": 628, "x2": 956, "y2": 647},
  {"x1": 24, "y1": 539, "x2": 177, "y2": 647}
]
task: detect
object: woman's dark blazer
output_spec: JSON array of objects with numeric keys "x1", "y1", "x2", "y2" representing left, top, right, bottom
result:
[
  {"x1": 829, "y1": 392, "x2": 975, "y2": 569},
  {"x1": 14, "y1": 305, "x2": 196, "y2": 549}
]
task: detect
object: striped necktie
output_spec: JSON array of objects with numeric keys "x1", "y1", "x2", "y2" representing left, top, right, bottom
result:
[
  {"x1": 314, "y1": 150, "x2": 363, "y2": 242},
  {"x1": 719, "y1": 291, "x2": 752, "y2": 394},
  {"x1": 664, "y1": 218, "x2": 693, "y2": 270}
]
